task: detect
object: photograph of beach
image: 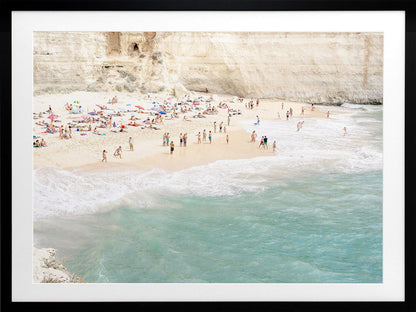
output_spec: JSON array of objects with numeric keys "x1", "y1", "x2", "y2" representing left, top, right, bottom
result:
[{"x1": 32, "y1": 31, "x2": 383, "y2": 284}]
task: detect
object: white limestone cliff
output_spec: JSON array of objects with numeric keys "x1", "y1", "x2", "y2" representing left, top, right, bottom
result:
[{"x1": 33, "y1": 32, "x2": 383, "y2": 104}]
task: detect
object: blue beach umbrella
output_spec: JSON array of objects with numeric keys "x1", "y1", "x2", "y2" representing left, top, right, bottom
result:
[{"x1": 159, "y1": 111, "x2": 166, "y2": 115}]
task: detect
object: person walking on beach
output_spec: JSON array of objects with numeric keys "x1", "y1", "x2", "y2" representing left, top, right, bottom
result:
[
  {"x1": 114, "y1": 146, "x2": 122, "y2": 159},
  {"x1": 102, "y1": 150, "x2": 107, "y2": 162},
  {"x1": 251, "y1": 131, "x2": 257, "y2": 142},
  {"x1": 180, "y1": 133, "x2": 183, "y2": 147},
  {"x1": 219, "y1": 122, "x2": 223, "y2": 133},
  {"x1": 327, "y1": 111, "x2": 330, "y2": 118},
  {"x1": 273, "y1": 140, "x2": 277, "y2": 153},
  {"x1": 301, "y1": 107, "x2": 305, "y2": 116},
  {"x1": 286, "y1": 111, "x2": 290, "y2": 120},
  {"x1": 166, "y1": 133, "x2": 170, "y2": 145},
  {"x1": 256, "y1": 99, "x2": 259, "y2": 107},
  {"x1": 228, "y1": 115, "x2": 231, "y2": 126},
  {"x1": 223, "y1": 125, "x2": 226, "y2": 133},
  {"x1": 214, "y1": 122, "x2": 217, "y2": 133},
  {"x1": 170, "y1": 141, "x2": 175, "y2": 154},
  {"x1": 343, "y1": 127, "x2": 347, "y2": 136},
  {"x1": 209, "y1": 131, "x2": 212, "y2": 144},
  {"x1": 226, "y1": 134, "x2": 229, "y2": 144},
  {"x1": 197, "y1": 132, "x2": 201, "y2": 144},
  {"x1": 256, "y1": 115, "x2": 260, "y2": 125},
  {"x1": 259, "y1": 136, "x2": 264, "y2": 148},
  {"x1": 264, "y1": 136, "x2": 268, "y2": 149},
  {"x1": 203, "y1": 129, "x2": 207, "y2": 142},
  {"x1": 290, "y1": 107, "x2": 293, "y2": 117},
  {"x1": 129, "y1": 137, "x2": 134, "y2": 151},
  {"x1": 281, "y1": 102, "x2": 284, "y2": 110},
  {"x1": 163, "y1": 133, "x2": 166, "y2": 146}
]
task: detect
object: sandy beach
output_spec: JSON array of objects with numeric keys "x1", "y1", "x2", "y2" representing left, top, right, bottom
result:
[{"x1": 33, "y1": 91, "x2": 327, "y2": 172}]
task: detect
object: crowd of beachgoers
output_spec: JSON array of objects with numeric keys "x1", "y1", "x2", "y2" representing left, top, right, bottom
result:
[{"x1": 32, "y1": 91, "x2": 332, "y2": 169}]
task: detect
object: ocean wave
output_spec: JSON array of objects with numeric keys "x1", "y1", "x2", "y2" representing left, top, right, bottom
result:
[
  {"x1": 341, "y1": 103, "x2": 383, "y2": 112},
  {"x1": 34, "y1": 108, "x2": 382, "y2": 220}
]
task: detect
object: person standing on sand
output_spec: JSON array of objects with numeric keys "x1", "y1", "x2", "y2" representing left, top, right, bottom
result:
[
  {"x1": 170, "y1": 141, "x2": 175, "y2": 154},
  {"x1": 180, "y1": 133, "x2": 183, "y2": 147},
  {"x1": 286, "y1": 111, "x2": 290, "y2": 120},
  {"x1": 102, "y1": 150, "x2": 107, "y2": 162},
  {"x1": 290, "y1": 107, "x2": 293, "y2": 117},
  {"x1": 197, "y1": 132, "x2": 201, "y2": 144},
  {"x1": 327, "y1": 111, "x2": 330, "y2": 118},
  {"x1": 256, "y1": 115, "x2": 260, "y2": 125},
  {"x1": 228, "y1": 115, "x2": 231, "y2": 126},
  {"x1": 224, "y1": 125, "x2": 226, "y2": 133},
  {"x1": 256, "y1": 99, "x2": 259, "y2": 107},
  {"x1": 226, "y1": 134, "x2": 229, "y2": 144},
  {"x1": 281, "y1": 102, "x2": 284, "y2": 110},
  {"x1": 129, "y1": 137, "x2": 133, "y2": 151},
  {"x1": 273, "y1": 140, "x2": 277, "y2": 153},
  {"x1": 301, "y1": 107, "x2": 305, "y2": 116},
  {"x1": 219, "y1": 122, "x2": 223, "y2": 133},
  {"x1": 183, "y1": 133, "x2": 188, "y2": 147},
  {"x1": 343, "y1": 127, "x2": 347, "y2": 136},
  {"x1": 166, "y1": 133, "x2": 170, "y2": 145},
  {"x1": 209, "y1": 131, "x2": 212, "y2": 144},
  {"x1": 214, "y1": 121, "x2": 217, "y2": 133},
  {"x1": 203, "y1": 129, "x2": 207, "y2": 142},
  {"x1": 264, "y1": 136, "x2": 268, "y2": 149}
]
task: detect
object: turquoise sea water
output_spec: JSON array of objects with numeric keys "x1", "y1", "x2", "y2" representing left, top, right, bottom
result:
[{"x1": 33, "y1": 103, "x2": 383, "y2": 283}]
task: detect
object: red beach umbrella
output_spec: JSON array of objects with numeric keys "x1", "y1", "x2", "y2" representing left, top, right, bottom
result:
[
  {"x1": 48, "y1": 115, "x2": 58, "y2": 120},
  {"x1": 135, "y1": 105, "x2": 145, "y2": 110}
]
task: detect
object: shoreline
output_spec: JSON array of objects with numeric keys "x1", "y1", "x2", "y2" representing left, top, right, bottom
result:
[{"x1": 33, "y1": 91, "x2": 327, "y2": 172}]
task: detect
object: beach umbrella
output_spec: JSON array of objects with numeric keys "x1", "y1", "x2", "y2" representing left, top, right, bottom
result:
[
  {"x1": 88, "y1": 112, "x2": 98, "y2": 115},
  {"x1": 48, "y1": 115, "x2": 58, "y2": 120},
  {"x1": 126, "y1": 104, "x2": 132, "y2": 106},
  {"x1": 96, "y1": 104, "x2": 104, "y2": 109},
  {"x1": 158, "y1": 111, "x2": 166, "y2": 115},
  {"x1": 135, "y1": 105, "x2": 145, "y2": 110}
]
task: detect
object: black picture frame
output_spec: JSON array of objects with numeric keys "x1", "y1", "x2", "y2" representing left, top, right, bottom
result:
[{"x1": 1, "y1": 0, "x2": 414, "y2": 311}]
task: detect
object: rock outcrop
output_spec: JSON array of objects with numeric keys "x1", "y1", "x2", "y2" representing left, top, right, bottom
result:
[
  {"x1": 33, "y1": 32, "x2": 383, "y2": 104},
  {"x1": 33, "y1": 247, "x2": 82, "y2": 283}
]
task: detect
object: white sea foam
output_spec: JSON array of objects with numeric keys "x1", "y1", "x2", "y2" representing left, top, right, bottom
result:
[{"x1": 33, "y1": 105, "x2": 382, "y2": 220}]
